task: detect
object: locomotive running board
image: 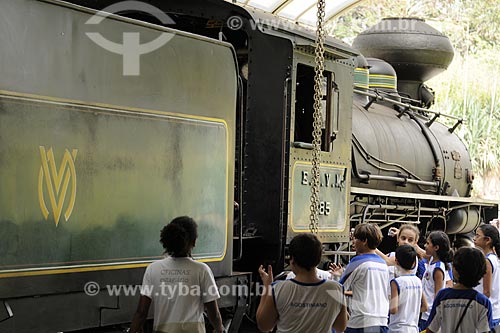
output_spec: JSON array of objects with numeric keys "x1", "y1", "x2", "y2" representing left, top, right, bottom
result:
[{"x1": 351, "y1": 186, "x2": 499, "y2": 207}]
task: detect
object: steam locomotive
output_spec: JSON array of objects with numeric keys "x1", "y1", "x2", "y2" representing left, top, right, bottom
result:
[{"x1": 0, "y1": 0, "x2": 497, "y2": 332}]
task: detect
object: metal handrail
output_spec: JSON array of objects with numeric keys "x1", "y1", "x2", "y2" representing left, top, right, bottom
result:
[{"x1": 354, "y1": 88, "x2": 463, "y2": 122}]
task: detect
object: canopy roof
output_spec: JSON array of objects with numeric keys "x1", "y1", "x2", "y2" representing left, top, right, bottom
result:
[{"x1": 225, "y1": 0, "x2": 366, "y2": 26}]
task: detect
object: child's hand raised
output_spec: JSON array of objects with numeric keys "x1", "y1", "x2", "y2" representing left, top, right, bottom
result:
[
  {"x1": 258, "y1": 265, "x2": 274, "y2": 286},
  {"x1": 388, "y1": 227, "x2": 399, "y2": 237},
  {"x1": 328, "y1": 262, "x2": 344, "y2": 277}
]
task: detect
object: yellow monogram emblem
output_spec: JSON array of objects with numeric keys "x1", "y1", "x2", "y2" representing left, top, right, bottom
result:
[{"x1": 38, "y1": 146, "x2": 78, "y2": 226}]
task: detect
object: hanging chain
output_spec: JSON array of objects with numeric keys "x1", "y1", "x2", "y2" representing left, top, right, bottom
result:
[{"x1": 309, "y1": 0, "x2": 326, "y2": 234}]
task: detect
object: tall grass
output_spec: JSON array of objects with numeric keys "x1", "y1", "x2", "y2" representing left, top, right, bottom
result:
[{"x1": 428, "y1": 53, "x2": 500, "y2": 198}]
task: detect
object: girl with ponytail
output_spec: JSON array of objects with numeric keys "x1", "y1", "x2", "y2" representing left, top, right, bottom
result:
[
  {"x1": 474, "y1": 224, "x2": 500, "y2": 330},
  {"x1": 419, "y1": 231, "x2": 453, "y2": 331}
]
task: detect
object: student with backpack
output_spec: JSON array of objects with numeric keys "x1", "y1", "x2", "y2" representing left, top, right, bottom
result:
[{"x1": 425, "y1": 247, "x2": 494, "y2": 333}]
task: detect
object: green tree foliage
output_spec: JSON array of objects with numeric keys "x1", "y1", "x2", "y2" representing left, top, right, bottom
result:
[
  {"x1": 329, "y1": 0, "x2": 500, "y2": 198},
  {"x1": 330, "y1": 0, "x2": 500, "y2": 56}
]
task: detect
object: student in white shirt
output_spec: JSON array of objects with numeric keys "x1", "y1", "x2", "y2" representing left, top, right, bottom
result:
[
  {"x1": 419, "y1": 231, "x2": 453, "y2": 331},
  {"x1": 376, "y1": 224, "x2": 426, "y2": 280},
  {"x1": 257, "y1": 233, "x2": 348, "y2": 333},
  {"x1": 474, "y1": 224, "x2": 500, "y2": 330},
  {"x1": 339, "y1": 223, "x2": 390, "y2": 333},
  {"x1": 129, "y1": 216, "x2": 224, "y2": 333},
  {"x1": 388, "y1": 245, "x2": 427, "y2": 333},
  {"x1": 286, "y1": 267, "x2": 332, "y2": 280},
  {"x1": 426, "y1": 247, "x2": 493, "y2": 333}
]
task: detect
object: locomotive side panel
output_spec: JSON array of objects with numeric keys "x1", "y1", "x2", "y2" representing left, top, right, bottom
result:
[
  {"x1": 0, "y1": 0, "x2": 238, "y2": 331},
  {"x1": 0, "y1": 96, "x2": 229, "y2": 273}
]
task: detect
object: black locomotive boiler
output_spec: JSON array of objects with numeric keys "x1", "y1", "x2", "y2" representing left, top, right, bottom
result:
[{"x1": 350, "y1": 18, "x2": 487, "y2": 236}]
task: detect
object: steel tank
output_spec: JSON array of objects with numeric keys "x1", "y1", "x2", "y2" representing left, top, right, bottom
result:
[
  {"x1": 351, "y1": 18, "x2": 473, "y2": 197},
  {"x1": 350, "y1": 18, "x2": 478, "y2": 234},
  {"x1": 352, "y1": 17, "x2": 454, "y2": 102},
  {"x1": 351, "y1": 98, "x2": 473, "y2": 197}
]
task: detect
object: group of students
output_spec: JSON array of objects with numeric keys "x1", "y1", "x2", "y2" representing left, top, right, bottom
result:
[
  {"x1": 257, "y1": 223, "x2": 500, "y2": 333},
  {"x1": 127, "y1": 216, "x2": 500, "y2": 333},
  {"x1": 390, "y1": 223, "x2": 500, "y2": 333}
]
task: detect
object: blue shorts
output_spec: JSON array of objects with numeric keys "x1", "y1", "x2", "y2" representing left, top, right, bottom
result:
[{"x1": 345, "y1": 327, "x2": 388, "y2": 333}]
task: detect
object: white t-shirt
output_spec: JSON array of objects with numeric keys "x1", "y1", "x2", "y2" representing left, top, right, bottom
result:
[
  {"x1": 272, "y1": 279, "x2": 345, "y2": 333},
  {"x1": 389, "y1": 274, "x2": 422, "y2": 333},
  {"x1": 421, "y1": 257, "x2": 448, "y2": 321},
  {"x1": 475, "y1": 252, "x2": 500, "y2": 320},
  {"x1": 340, "y1": 253, "x2": 390, "y2": 328},
  {"x1": 286, "y1": 268, "x2": 332, "y2": 280},
  {"x1": 427, "y1": 288, "x2": 493, "y2": 333},
  {"x1": 387, "y1": 251, "x2": 418, "y2": 279},
  {"x1": 140, "y1": 256, "x2": 220, "y2": 333}
]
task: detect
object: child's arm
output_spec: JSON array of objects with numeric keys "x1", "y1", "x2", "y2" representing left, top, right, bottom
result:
[
  {"x1": 414, "y1": 244, "x2": 428, "y2": 260},
  {"x1": 483, "y1": 258, "x2": 493, "y2": 298},
  {"x1": 375, "y1": 249, "x2": 397, "y2": 266},
  {"x1": 433, "y1": 269, "x2": 445, "y2": 296},
  {"x1": 129, "y1": 295, "x2": 152, "y2": 333},
  {"x1": 332, "y1": 305, "x2": 348, "y2": 332},
  {"x1": 256, "y1": 265, "x2": 278, "y2": 332},
  {"x1": 420, "y1": 292, "x2": 428, "y2": 313},
  {"x1": 328, "y1": 262, "x2": 344, "y2": 279},
  {"x1": 389, "y1": 280, "x2": 399, "y2": 314},
  {"x1": 445, "y1": 273, "x2": 453, "y2": 288},
  {"x1": 205, "y1": 300, "x2": 224, "y2": 333}
]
